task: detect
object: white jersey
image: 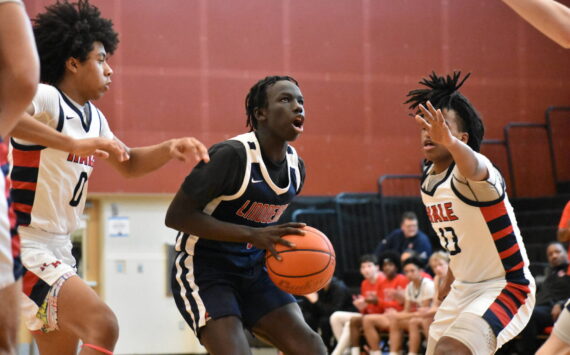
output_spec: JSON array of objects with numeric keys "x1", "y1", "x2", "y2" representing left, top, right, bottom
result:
[
  {"x1": 10, "y1": 84, "x2": 114, "y2": 236},
  {"x1": 420, "y1": 153, "x2": 532, "y2": 285},
  {"x1": 405, "y1": 277, "x2": 435, "y2": 310}
]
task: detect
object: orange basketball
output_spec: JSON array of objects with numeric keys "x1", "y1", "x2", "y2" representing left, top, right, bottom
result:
[{"x1": 266, "y1": 226, "x2": 336, "y2": 295}]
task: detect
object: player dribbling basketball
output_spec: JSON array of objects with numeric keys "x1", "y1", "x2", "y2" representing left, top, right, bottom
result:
[{"x1": 166, "y1": 76, "x2": 327, "y2": 355}]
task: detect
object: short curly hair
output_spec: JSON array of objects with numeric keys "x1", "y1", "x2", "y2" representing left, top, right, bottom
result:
[{"x1": 33, "y1": 0, "x2": 119, "y2": 85}]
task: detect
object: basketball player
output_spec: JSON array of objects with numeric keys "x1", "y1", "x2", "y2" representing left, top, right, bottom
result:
[
  {"x1": 165, "y1": 75, "x2": 327, "y2": 355},
  {"x1": 503, "y1": 0, "x2": 570, "y2": 48},
  {"x1": 0, "y1": 1, "x2": 38, "y2": 354},
  {"x1": 13, "y1": 1, "x2": 209, "y2": 355},
  {"x1": 406, "y1": 72, "x2": 536, "y2": 355}
]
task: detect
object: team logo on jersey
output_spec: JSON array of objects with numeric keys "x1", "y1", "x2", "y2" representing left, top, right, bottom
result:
[
  {"x1": 40, "y1": 261, "x2": 61, "y2": 272},
  {"x1": 236, "y1": 200, "x2": 289, "y2": 224},
  {"x1": 425, "y1": 202, "x2": 459, "y2": 223},
  {"x1": 67, "y1": 153, "x2": 95, "y2": 167}
]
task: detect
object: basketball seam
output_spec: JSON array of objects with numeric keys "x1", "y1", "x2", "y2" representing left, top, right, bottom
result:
[{"x1": 267, "y1": 250, "x2": 335, "y2": 278}]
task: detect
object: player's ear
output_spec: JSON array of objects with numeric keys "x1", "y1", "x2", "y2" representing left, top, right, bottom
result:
[
  {"x1": 254, "y1": 107, "x2": 267, "y2": 123},
  {"x1": 65, "y1": 57, "x2": 80, "y2": 74},
  {"x1": 459, "y1": 132, "x2": 469, "y2": 144}
]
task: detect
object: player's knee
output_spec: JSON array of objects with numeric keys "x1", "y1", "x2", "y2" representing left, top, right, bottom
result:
[
  {"x1": 86, "y1": 308, "x2": 119, "y2": 345},
  {"x1": 434, "y1": 336, "x2": 471, "y2": 355},
  {"x1": 298, "y1": 329, "x2": 327, "y2": 355}
]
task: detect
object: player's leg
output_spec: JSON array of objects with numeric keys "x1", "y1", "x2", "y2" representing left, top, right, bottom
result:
[
  {"x1": 408, "y1": 317, "x2": 423, "y2": 354},
  {"x1": 434, "y1": 336, "x2": 471, "y2": 355},
  {"x1": 536, "y1": 333, "x2": 570, "y2": 355},
  {"x1": 330, "y1": 312, "x2": 358, "y2": 355},
  {"x1": 199, "y1": 316, "x2": 251, "y2": 355},
  {"x1": 40, "y1": 275, "x2": 119, "y2": 355},
  {"x1": 348, "y1": 314, "x2": 364, "y2": 353},
  {"x1": 389, "y1": 317, "x2": 408, "y2": 353},
  {"x1": 362, "y1": 314, "x2": 389, "y2": 352},
  {"x1": 33, "y1": 328, "x2": 79, "y2": 355},
  {"x1": 434, "y1": 312, "x2": 496, "y2": 355},
  {"x1": 252, "y1": 302, "x2": 326, "y2": 355},
  {"x1": 0, "y1": 281, "x2": 20, "y2": 355}
]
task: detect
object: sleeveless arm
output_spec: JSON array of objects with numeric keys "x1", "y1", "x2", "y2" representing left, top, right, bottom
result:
[{"x1": 451, "y1": 153, "x2": 506, "y2": 203}]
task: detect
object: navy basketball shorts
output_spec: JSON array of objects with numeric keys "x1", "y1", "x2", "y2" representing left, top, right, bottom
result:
[{"x1": 171, "y1": 252, "x2": 296, "y2": 336}]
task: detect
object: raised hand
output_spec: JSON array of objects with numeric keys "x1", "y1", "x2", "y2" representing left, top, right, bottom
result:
[
  {"x1": 414, "y1": 101, "x2": 454, "y2": 147},
  {"x1": 249, "y1": 222, "x2": 306, "y2": 260},
  {"x1": 168, "y1": 137, "x2": 210, "y2": 164}
]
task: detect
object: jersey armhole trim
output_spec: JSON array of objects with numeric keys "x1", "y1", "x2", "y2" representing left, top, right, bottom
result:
[{"x1": 450, "y1": 178, "x2": 506, "y2": 207}]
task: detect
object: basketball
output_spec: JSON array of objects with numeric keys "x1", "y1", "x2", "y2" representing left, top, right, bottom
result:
[{"x1": 266, "y1": 226, "x2": 336, "y2": 295}]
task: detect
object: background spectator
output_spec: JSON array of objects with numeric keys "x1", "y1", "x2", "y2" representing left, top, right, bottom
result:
[
  {"x1": 330, "y1": 254, "x2": 385, "y2": 355},
  {"x1": 517, "y1": 242, "x2": 570, "y2": 354},
  {"x1": 299, "y1": 276, "x2": 352, "y2": 353},
  {"x1": 375, "y1": 211, "x2": 433, "y2": 262}
]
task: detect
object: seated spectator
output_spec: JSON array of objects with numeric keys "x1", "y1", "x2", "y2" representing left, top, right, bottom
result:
[
  {"x1": 381, "y1": 257, "x2": 435, "y2": 355},
  {"x1": 299, "y1": 276, "x2": 352, "y2": 353},
  {"x1": 401, "y1": 249, "x2": 433, "y2": 280},
  {"x1": 375, "y1": 211, "x2": 433, "y2": 262},
  {"x1": 360, "y1": 252, "x2": 409, "y2": 355},
  {"x1": 557, "y1": 200, "x2": 570, "y2": 258},
  {"x1": 518, "y1": 242, "x2": 570, "y2": 354},
  {"x1": 407, "y1": 251, "x2": 450, "y2": 353},
  {"x1": 330, "y1": 255, "x2": 385, "y2": 355}
]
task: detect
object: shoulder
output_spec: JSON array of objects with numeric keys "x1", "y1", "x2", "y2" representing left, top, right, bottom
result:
[{"x1": 210, "y1": 140, "x2": 247, "y2": 161}]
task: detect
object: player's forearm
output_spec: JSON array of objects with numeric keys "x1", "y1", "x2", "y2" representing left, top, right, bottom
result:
[
  {"x1": 445, "y1": 137, "x2": 488, "y2": 181},
  {"x1": 503, "y1": 0, "x2": 570, "y2": 48},
  {"x1": 0, "y1": 3, "x2": 39, "y2": 138},
  {"x1": 115, "y1": 140, "x2": 173, "y2": 178},
  {"x1": 10, "y1": 114, "x2": 75, "y2": 150},
  {"x1": 165, "y1": 207, "x2": 255, "y2": 244}
]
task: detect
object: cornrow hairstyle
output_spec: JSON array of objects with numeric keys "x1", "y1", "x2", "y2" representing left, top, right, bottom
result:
[
  {"x1": 245, "y1": 76, "x2": 299, "y2": 131},
  {"x1": 405, "y1": 71, "x2": 485, "y2": 152},
  {"x1": 33, "y1": 0, "x2": 119, "y2": 85}
]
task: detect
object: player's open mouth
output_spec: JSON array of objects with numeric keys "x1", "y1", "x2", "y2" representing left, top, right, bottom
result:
[
  {"x1": 423, "y1": 140, "x2": 435, "y2": 151},
  {"x1": 292, "y1": 115, "x2": 304, "y2": 133}
]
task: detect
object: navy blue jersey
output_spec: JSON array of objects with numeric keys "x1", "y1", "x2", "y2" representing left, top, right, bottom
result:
[{"x1": 175, "y1": 132, "x2": 303, "y2": 270}]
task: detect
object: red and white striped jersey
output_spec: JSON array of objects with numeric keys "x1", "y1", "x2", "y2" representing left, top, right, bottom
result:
[
  {"x1": 420, "y1": 153, "x2": 533, "y2": 285},
  {"x1": 10, "y1": 84, "x2": 114, "y2": 236}
]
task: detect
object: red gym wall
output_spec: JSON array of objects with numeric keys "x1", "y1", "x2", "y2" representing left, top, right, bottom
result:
[{"x1": 25, "y1": 0, "x2": 570, "y2": 197}]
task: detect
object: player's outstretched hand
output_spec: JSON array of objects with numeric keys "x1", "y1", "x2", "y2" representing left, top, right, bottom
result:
[
  {"x1": 415, "y1": 101, "x2": 454, "y2": 147},
  {"x1": 168, "y1": 137, "x2": 210, "y2": 164},
  {"x1": 70, "y1": 137, "x2": 129, "y2": 162},
  {"x1": 251, "y1": 222, "x2": 306, "y2": 261}
]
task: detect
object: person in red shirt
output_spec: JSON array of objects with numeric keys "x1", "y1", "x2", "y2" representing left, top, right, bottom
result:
[
  {"x1": 330, "y1": 254, "x2": 385, "y2": 355},
  {"x1": 361, "y1": 251, "x2": 409, "y2": 355},
  {"x1": 558, "y1": 201, "x2": 570, "y2": 257}
]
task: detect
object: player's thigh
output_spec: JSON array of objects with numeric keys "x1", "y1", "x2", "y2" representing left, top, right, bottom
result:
[
  {"x1": 439, "y1": 312, "x2": 496, "y2": 355},
  {"x1": 56, "y1": 276, "x2": 118, "y2": 339},
  {"x1": 252, "y1": 302, "x2": 326, "y2": 355},
  {"x1": 0, "y1": 280, "x2": 20, "y2": 351},
  {"x1": 33, "y1": 329, "x2": 79, "y2": 355},
  {"x1": 199, "y1": 316, "x2": 251, "y2": 355}
]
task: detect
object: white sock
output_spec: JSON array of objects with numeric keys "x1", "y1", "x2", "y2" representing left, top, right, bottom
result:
[
  {"x1": 369, "y1": 351, "x2": 381, "y2": 355},
  {"x1": 388, "y1": 352, "x2": 400, "y2": 355},
  {"x1": 350, "y1": 347, "x2": 360, "y2": 355}
]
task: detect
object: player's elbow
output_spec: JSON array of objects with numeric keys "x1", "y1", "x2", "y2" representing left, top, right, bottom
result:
[{"x1": 165, "y1": 209, "x2": 183, "y2": 231}]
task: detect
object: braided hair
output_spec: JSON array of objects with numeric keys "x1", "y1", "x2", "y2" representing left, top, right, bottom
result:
[
  {"x1": 405, "y1": 71, "x2": 484, "y2": 152},
  {"x1": 33, "y1": 0, "x2": 119, "y2": 85},
  {"x1": 245, "y1": 76, "x2": 299, "y2": 131}
]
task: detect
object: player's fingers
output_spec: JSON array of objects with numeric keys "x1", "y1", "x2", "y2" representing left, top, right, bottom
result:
[
  {"x1": 171, "y1": 147, "x2": 189, "y2": 162},
  {"x1": 93, "y1": 149, "x2": 109, "y2": 159},
  {"x1": 195, "y1": 141, "x2": 210, "y2": 163},
  {"x1": 281, "y1": 227, "x2": 305, "y2": 236},
  {"x1": 414, "y1": 115, "x2": 431, "y2": 130},
  {"x1": 276, "y1": 237, "x2": 296, "y2": 249},
  {"x1": 280, "y1": 222, "x2": 306, "y2": 229},
  {"x1": 418, "y1": 104, "x2": 434, "y2": 121},
  {"x1": 426, "y1": 101, "x2": 440, "y2": 118},
  {"x1": 267, "y1": 245, "x2": 282, "y2": 261}
]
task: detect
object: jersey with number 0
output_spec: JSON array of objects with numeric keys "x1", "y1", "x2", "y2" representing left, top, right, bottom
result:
[{"x1": 10, "y1": 84, "x2": 114, "y2": 236}]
